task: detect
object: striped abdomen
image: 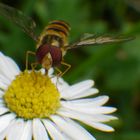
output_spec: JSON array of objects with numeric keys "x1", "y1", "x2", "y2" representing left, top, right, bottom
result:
[{"x1": 36, "y1": 20, "x2": 71, "y2": 49}]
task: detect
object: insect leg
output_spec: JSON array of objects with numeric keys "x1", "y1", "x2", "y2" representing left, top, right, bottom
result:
[
  {"x1": 26, "y1": 51, "x2": 36, "y2": 70},
  {"x1": 53, "y1": 62, "x2": 71, "y2": 77},
  {"x1": 31, "y1": 62, "x2": 38, "y2": 71},
  {"x1": 55, "y1": 67, "x2": 62, "y2": 77},
  {"x1": 30, "y1": 62, "x2": 39, "y2": 82},
  {"x1": 60, "y1": 61, "x2": 71, "y2": 76}
]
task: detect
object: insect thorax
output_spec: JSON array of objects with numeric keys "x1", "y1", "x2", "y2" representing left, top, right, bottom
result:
[{"x1": 36, "y1": 20, "x2": 71, "y2": 49}]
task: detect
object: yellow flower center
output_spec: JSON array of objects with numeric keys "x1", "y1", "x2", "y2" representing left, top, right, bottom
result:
[{"x1": 3, "y1": 70, "x2": 60, "y2": 119}]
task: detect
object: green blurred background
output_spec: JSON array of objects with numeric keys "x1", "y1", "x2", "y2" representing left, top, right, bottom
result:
[{"x1": 0, "y1": 0, "x2": 140, "y2": 139}]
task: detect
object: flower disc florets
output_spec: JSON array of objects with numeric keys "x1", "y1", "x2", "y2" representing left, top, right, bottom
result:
[{"x1": 3, "y1": 70, "x2": 60, "y2": 119}]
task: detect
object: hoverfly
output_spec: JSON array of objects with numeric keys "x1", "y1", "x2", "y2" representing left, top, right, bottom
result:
[{"x1": 0, "y1": 3, "x2": 134, "y2": 76}]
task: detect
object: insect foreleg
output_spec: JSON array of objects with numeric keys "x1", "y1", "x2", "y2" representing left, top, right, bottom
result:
[{"x1": 26, "y1": 51, "x2": 36, "y2": 70}]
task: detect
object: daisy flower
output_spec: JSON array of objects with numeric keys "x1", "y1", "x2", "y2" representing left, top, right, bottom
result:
[{"x1": 0, "y1": 52, "x2": 117, "y2": 140}]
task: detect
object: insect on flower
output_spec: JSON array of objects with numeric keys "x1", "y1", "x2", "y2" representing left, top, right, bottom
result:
[{"x1": 0, "y1": 3, "x2": 134, "y2": 76}]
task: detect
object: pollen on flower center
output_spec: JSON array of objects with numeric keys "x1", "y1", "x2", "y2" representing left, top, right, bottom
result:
[{"x1": 3, "y1": 70, "x2": 60, "y2": 119}]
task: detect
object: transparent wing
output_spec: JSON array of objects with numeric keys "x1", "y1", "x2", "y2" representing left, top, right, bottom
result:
[
  {"x1": 0, "y1": 3, "x2": 38, "y2": 41},
  {"x1": 67, "y1": 33, "x2": 134, "y2": 50}
]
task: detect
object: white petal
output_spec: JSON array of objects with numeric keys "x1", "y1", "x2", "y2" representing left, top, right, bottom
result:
[
  {"x1": 0, "y1": 74, "x2": 11, "y2": 85},
  {"x1": 0, "y1": 90, "x2": 4, "y2": 96},
  {"x1": 61, "y1": 96, "x2": 109, "y2": 107},
  {"x1": 51, "y1": 77, "x2": 69, "y2": 92},
  {"x1": 0, "y1": 104, "x2": 4, "y2": 107},
  {"x1": 83, "y1": 121, "x2": 115, "y2": 132},
  {"x1": 0, "y1": 129, "x2": 7, "y2": 139},
  {"x1": 20, "y1": 120, "x2": 32, "y2": 140},
  {"x1": 0, "y1": 99, "x2": 5, "y2": 107},
  {"x1": 40, "y1": 68, "x2": 46, "y2": 74},
  {"x1": 48, "y1": 68, "x2": 54, "y2": 75},
  {"x1": 0, "y1": 52, "x2": 20, "y2": 81},
  {"x1": 71, "y1": 88, "x2": 99, "y2": 99},
  {"x1": 33, "y1": 119, "x2": 49, "y2": 140},
  {"x1": 0, "y1": 113, "x2": 15, "y2": 133},
  {"x1": 51, "y1": 115, "x2": 96, "y2": 140},
  {"x1": 0, "y1": 98, "x2": 4, "y2": 103},
  {"x1": 57, "y1": 78, "x2": 69, "y2": 92},
  {"x1": 56, "y1": 112, "x2": 114, "y2": 132},
  {"x1": 61, "y1": 102, "x2": 117, "y2": 114},
  {"x1": 0, "y1": 79, "x2": 8, "y2": 90},
  {"x1": 0, "y1": 99, "x2": 4, "y2": 104},
  {"x1": 0, "y1": 53, "x2": 11, "y2": 79},
  {"x1": 43, "y1": 119, "x2": 69, "y2": 140},
  {"x1": 6, "y1": 119, "x2": 25, "y2": 140},
  {"x1": 41, "y1": 68, "x2": 54, "y2": 75},
  {"x1": 0, "y1": 128, "x2": 8, "y2": 139},
  {"x1": 61, "y1": 80, "x2": 94, "y2": 99},
  {"x1": 5, "y1": 56, "x2": 20, "y2": 76},
  {"x1": 57, "y1": 107, "x2": 118, "y2": 123},
  {"x1": 0, "y1": 107, "x2": 9, "y2": 115},
  {"x1": 50, "y1": 77, "x2": 58, "y2": 85},
  {"x1": 0, "y1": 119, "x2": 15, "y2": 140},
  {"x1": 56, "y1": 112, "x2": 115, "y2": 132}
]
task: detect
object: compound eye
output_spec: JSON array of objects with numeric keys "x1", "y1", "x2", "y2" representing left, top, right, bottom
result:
[
  {"x1": 36, "y1": 44, "x2": 50, "y2": 63},
  {"x1": 49, "y1": 46, "x2": 62, "y2": 66}
]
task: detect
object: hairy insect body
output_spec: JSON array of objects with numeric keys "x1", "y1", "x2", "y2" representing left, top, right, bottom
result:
[{"x1": 36, "y1": 20, "x2": 70, "y2": 70}]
